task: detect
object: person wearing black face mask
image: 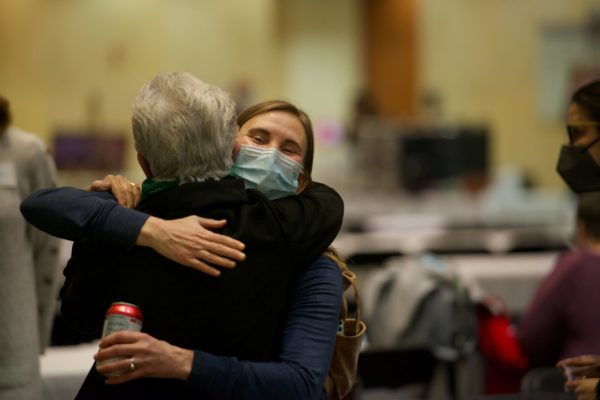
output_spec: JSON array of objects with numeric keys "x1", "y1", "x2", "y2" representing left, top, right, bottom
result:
[
  {"x1": 545, "y1": 80, "x2": 600, "y2": 400},
  {"x1": 556, "y1": 80, "x2": 600, "y2": 193}
]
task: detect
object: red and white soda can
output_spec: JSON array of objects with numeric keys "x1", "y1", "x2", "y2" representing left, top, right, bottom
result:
[{"x1": 96, "y1": 302, "x2": 143, "y2": 376}]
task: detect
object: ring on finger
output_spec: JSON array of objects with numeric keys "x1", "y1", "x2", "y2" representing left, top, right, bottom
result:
[{"x1": 129, "y1": 357, "x2": 136, "y2": 371}]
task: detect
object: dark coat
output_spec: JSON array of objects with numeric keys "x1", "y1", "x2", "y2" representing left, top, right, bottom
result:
[{"x1": 61, "y1": 177, "x2": 343, "y2": 399}]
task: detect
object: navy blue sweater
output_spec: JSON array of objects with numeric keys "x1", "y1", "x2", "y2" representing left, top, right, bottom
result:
[{"x1": 21, "y1": 185, "x2": 342, "y2": 400}]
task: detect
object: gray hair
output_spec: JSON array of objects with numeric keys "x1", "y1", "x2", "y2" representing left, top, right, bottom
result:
[{"x1": 132, "y1": 72, "x2": 238, "y2": 181}]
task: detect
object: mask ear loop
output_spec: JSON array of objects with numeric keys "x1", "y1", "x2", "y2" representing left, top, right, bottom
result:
[{"x1": 578, "y1": 136, "x2": 600, "y2": 154}]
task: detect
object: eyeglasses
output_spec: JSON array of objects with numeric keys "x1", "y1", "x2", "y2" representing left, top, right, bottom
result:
[{"x1": 567, "y1": 121, "x2": 600, "y2": 145}]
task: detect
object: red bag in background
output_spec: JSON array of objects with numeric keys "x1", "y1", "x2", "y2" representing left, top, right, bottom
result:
[{"x1": 476, "y1": 295, "x2": 529, "y2": 394}]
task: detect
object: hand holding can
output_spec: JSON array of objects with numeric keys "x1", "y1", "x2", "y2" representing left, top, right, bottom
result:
[{"x1": 96, "y1": 302, "x2": 143, "y2": 377}]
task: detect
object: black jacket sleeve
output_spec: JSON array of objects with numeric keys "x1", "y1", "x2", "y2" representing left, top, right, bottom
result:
[{"x1": 270, "y1": 181, "x2": 344, "y2": 267}]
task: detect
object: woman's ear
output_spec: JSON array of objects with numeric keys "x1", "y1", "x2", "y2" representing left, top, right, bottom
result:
[{"x1": 137, "y1": 152, "x2": 153, "y2": 178}]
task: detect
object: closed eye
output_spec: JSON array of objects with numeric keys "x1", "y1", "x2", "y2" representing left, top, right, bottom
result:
[
  {"x1": 251, "y1": 135, "x2": 266, "y2": 144},
  {"x1": 281, "y1": 141, "x2": 302, "y2": 156},
  {"x1": 248, "y1": 130, "x2": 269, "y2": 144},
  {"x1": 282, "y1": 147, "x2": 300, "y2": 156}
]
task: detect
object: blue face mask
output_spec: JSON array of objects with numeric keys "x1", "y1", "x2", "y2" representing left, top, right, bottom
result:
[{"x1": 231, "y1": 145, "x2": 304, "y2": 199}]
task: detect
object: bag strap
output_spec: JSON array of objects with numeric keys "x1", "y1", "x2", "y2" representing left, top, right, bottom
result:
[
  {"x1": 323, "y1": 251, "x2": 362, "y2": 336},
  {"x1": 340, "y1": 269, "x2": 361, "y2": 336}
]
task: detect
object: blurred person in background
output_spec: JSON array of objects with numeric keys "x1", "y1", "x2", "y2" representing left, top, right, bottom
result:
[
  {"x1": 347, "y1": 89, "x2": 377, "y2": 145},
  {"x1": 518, "y1": 192, "x2": 600, "y2": 367},
  {"x1": 524, "y1": 79, "x2": 600, "y2": 400},
  {"x1": 0, "y1": 95, "x2": 61, "y2": 400},
  {"x1": 556, "y1": 80, "x2": 600, "y2": 193},
  {"x1": 21, "y1": 75, "x2": 346, "y2": 400}
]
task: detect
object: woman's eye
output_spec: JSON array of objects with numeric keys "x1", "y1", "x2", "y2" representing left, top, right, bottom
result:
[
  {"x1": 282, "y1": 148, "x2": 299, "y2": 155},
  {"x1": 568, "y1": 127, "x2": 584, "y2": 144},
  {"x1": 251, "y1": 135, "x2": 266, "y2": 144}
]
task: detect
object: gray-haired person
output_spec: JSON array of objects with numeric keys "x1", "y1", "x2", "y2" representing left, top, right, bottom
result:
[{"x1": 21, "y1": 72, "x2": 343, "y2": 399}]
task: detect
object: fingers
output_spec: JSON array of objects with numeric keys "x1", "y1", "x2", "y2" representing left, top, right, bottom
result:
[
  {"x1": 559, "y1": 355, "x2": 600, "y2": 367},
  {"x1": 97, "y1": 357, "x2": 143, "y2": 384},
  {"x1": 195, "y1": 217, "x2": 227, "y2": 229},
  {"x1": 195, "y1": 217, "x2": 245, "y2": 252},
  {"x1": 195, "y1": 250, "x2": 236, "y2": 269},
  {"x1": 200, "y1": 240, "x2": 246, "y2": 264},
  {"x1": 184, "y1": 238, "x2": 244, "y2": 269},
  {"x1": 112, "y1": 177, "x2": 138, "y2": 208},
  {"x1": 573, "y1": 378, "x2": 599, "y2": 400},
  {"x1": 87, "y1": 175, "x2": 120, "y2": 193},
  {"x1": 187, "y1": 217, "x2": 246, "y2": 268},
  {"x1": 183, "y1": 259, "x2": 222, "y2": 277},
  {"x1": 564, "y1": 377, "x2": 599, "y2": 399},
  {"x1": 571, "y1": 366, "x2": 597, "y2": 380},
  {"x1": 95, "y1": 336, "x2": 143, "y2": 379},
  {"x1": 100, "y1": 330, "x2": 144, "y2": 348},
  {"x1": 565, "y1": 380, "x2": 578, "y2": 392},
  {"x1": 140, "y1": 215, "x2": 245, "y2": 275},
  {"x1": 85, "y1": 175, "x2": 140, "y2": 208},
  {"x1": 211, "y1": 235, "x2": 246, "y2": 255},
  {"x1": 558, "y1": 360, "x2": 600, "y2": 380},
  {"x1": 87, "y1": 179, "x2": 112, "y2": 192},
  {"x1": 558, "y1": 357, "x2": 578, "y2": 367},
  {"x1": 128, "y1": 182, "x2": 141, "y2": 207},
  {"x1": 95, "y1": 347, "x2": 136, "y2": 369},
  {"x1": 557, "y1": 359, "x2": 568, "y2": 368}
]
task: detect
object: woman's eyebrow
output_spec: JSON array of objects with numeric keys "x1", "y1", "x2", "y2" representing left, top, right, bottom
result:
[
  {"x1": 247, "y1": 127, "x2": 270, "y2": 136},
  {"x1": 284, "y1": 139, "x2": 300, "y2": 146}
]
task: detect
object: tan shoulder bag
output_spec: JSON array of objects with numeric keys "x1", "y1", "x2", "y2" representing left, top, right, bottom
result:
[{"x1": 324, "y1": 267, "x2": 367, "y2": 400}]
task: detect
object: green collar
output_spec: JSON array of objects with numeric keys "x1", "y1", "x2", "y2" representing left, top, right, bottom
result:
[{"x1": 141, "y1": 178, "x2": 179, "y2": 201}]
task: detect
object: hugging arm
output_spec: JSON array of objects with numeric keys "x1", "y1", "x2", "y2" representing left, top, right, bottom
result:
[
  {"x1": 189, "y1": 256, "x2": 343, "y2": 400},
  {"x1": 20, "y1": 187, "x2": 245, "y2": 275},
  {"x1": 271, "y1": 182, "x2": 344, "y2": 267},
  {"x1": 95, "y1": 256, "x2": 343, "y2": 400},
  {"x1": 20, "y1": 187, "x2": 149, "y2": 248}
]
